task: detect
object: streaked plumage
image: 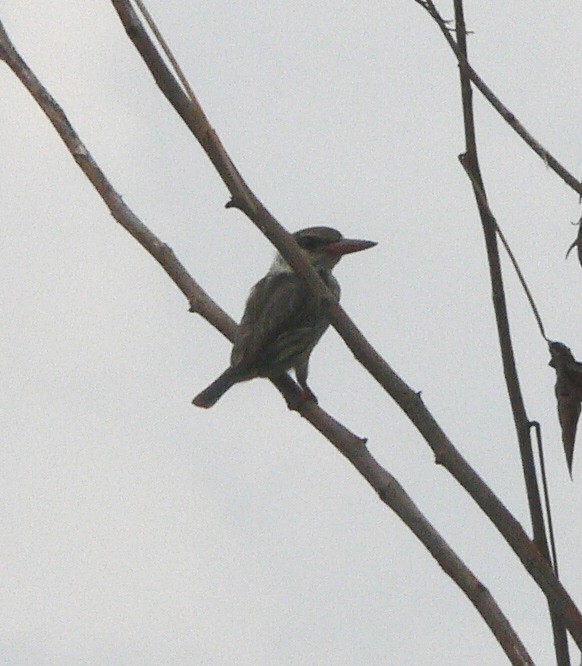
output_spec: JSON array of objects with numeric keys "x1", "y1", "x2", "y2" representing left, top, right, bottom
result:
[{"x1": 193, "y1": 226, "x2": 376, "y2": 408}]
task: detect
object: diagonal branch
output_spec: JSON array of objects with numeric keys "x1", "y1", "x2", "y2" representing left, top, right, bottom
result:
[
  {"x1": 413, "y1": 0, "x2": 581, "y2": 197},
  {"x1": 104, "y1": 0, "x2": 582, "y2": 647},
  {"x1": 103, "y1": 0, "x2": 582, "y2": 648},
  {"x1": 0, "y1": 17, "x2": 536, "y2": 664}
]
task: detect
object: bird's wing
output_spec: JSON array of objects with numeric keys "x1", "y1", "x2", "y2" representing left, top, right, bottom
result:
[{"x1": 231, "y1": 273, "x2": 323, "y2": 372}]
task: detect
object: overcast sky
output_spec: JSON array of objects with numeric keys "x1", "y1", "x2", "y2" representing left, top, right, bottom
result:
[{"x1": 1, "y1": 2, "x2": 581, "y2": 664}]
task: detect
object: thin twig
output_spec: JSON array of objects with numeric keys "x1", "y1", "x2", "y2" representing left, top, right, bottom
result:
[
  {"x1": 133, "y1": 0, "x2": 198, "y2": 105},
  {"x1": 565, "y1": 213, "x2": 582, "y2": 268},
  {"x1": 531, "y1": 421, "x2": 559, "y2": 577},
  {"x1": 458, "y1": 154, "x2": 548, "y2": 342},
  {"x1": 415, "y1": 0, "x2": 581, "y2": 196}
]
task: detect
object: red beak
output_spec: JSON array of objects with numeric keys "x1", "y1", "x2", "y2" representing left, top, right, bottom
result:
[{"x1": 325, "y1": 238, "x2": 377, "y2": 257}]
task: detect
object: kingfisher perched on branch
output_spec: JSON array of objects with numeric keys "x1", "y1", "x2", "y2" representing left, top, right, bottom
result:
[{"x1": 192, "y1": 226, "x2": 376, "y2": 408}]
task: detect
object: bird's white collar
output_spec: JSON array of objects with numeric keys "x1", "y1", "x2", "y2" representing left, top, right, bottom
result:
[{"x1": 268, "y1": 253, "x2": 294, "y2": 275}]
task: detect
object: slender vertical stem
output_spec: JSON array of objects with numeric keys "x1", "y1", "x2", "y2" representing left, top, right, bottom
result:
[{"x1": 452, "y1": 3, "x2": 570, "y2": 664}]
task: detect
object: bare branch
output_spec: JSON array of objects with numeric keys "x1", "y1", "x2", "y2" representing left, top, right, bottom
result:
[
  {"x1": 103, "y1": 0, "x2": 582, "y2": 648},
  {"x1": 459, "y1": 154, "x2": 548, "y2": 341},
  {"x1": 415, "y1": 0, "x2": 581, "y2": 196},
  {"x1": 452, "y1": 1, "x2": 570, "y2": 662},
  {"x1": 0, "y1": 17, "x2": 536, "y2": 663}
]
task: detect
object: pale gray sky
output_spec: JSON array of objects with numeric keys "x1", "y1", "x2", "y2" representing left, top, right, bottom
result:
[{"x1": 1, "y1": 2, "x2": 581, "y2": 664}]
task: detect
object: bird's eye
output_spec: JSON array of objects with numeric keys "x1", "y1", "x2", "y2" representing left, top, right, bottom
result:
[{"x1": 298, "y1": 236, "x2": 319, "y2": 250}]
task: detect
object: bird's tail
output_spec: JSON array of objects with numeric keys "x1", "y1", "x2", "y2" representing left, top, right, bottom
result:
[{"x1": 192, "y1": 366, "x2": 242, "y2": 408}]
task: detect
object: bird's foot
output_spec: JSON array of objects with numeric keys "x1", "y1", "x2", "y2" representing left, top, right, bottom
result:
[
  {"x1": 300, "y1": 386, "x2": 318, "y2": 404},
  {"x1": 285, "y1": 386, "x2": 318, "y2": 412}
]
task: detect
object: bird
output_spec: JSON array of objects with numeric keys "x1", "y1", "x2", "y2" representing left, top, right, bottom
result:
[{"x1": 192, "y1": 226, "x2": 377, "y2": 408}]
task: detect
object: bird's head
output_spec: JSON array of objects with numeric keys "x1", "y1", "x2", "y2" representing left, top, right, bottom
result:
[{"x1": 270, "y1": 226, "x2": 377, "y2": 274}]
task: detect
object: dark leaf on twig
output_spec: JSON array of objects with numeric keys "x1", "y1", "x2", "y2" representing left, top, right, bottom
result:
[{"x1": 549, "y1": 341, "x2": 582, "y2": 475}]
